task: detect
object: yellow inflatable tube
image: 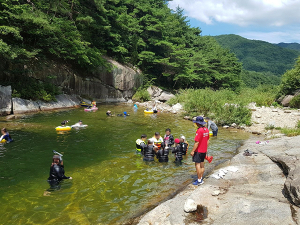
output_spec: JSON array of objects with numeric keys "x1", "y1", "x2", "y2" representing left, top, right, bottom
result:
[
  {"x1": 55, "y1": 126, "x2": 72, "y2": 131},
  {"x1": 144, "y1": 110, "x2": 154, "y2": 114},
  {"x1": 0, "y1": 139, "x2": 6, "y2": 143}
]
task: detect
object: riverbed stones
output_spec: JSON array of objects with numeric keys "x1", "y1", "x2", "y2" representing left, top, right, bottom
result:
[
  {"x1": 184, "y1": 199, "x2": 197, "y2": 213},
  {"x1": 0, "y1": 85, "x2": 12, "y2": 116}
]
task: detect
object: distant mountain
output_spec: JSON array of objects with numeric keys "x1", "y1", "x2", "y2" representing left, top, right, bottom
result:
[
  {"x1": 276, "y1": 42, "x2": 300, "y2": 51},
  {"x1": 214, "y1": 34, "x2": 300, "y2": 76}
]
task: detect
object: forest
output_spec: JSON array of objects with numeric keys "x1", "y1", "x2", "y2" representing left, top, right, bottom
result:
[
  {"x1": 214, "y1": 34, "x2": 300, "y2": 76},
  {"x1": 0, "y1": 0, "x2": 242, "y2": 96}
]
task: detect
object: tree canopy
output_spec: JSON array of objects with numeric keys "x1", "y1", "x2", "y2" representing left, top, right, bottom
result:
[{"x1": 1, "y1": 0, "x2": 242, "y2": 91}]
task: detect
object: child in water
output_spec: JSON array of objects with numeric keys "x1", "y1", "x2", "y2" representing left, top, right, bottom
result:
[
  {"x1": 179, "y1": 136, "x2": 189, "y2": 155},
  {"x1": 164, "y1": 128, "x2": 174, "y2": 148},
  {"x1": 0, "y1": 128, "x2": 13, "y2": 143},
  {"x1": 170, "y1": 138, "x2": 184, "y2": 163}
]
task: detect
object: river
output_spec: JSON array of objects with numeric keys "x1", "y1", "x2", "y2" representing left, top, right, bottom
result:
[{"x1": 0, "y1": 104, "x2": 250, "y2": 224}]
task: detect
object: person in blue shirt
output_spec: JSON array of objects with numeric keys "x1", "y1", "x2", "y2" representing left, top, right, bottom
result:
[{"x1": 0, "y1": 128, "x2": 13, "y2": 143}]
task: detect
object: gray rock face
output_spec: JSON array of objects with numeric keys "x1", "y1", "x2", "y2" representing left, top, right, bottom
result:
[
  {"x1": 281, "y1": 95, "x2": 294, "y2": 107},
  {"x1": 13, "y1": 57, "x2": 141, "y2": 103},
  {"x1": 13, "y1": 94, "x2": 80, "y2": 114},
  {"x1": 0, "y1": 85, "x2": 12, "y2": 115},
  {"x1": 13, "y1": 98, "x2": 40, "y2": 114}
]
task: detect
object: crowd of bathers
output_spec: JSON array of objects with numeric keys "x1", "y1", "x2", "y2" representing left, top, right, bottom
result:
[{"x1": 135, "y1": 128, "x2": 189, "y2": 163}]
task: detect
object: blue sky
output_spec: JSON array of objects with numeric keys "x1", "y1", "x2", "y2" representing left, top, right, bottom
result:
[{"x1": 168, "y1": 0, "x2": 300, "y2": 44}]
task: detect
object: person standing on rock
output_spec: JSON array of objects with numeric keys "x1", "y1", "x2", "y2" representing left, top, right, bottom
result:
[{"x1": 191, "y1": 116, "x2": 210, "y2": 185}]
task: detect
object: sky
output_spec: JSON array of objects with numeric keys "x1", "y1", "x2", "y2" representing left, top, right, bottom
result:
[{"x1": 168, "y1": 0, "x2": 300, "y2": 44}]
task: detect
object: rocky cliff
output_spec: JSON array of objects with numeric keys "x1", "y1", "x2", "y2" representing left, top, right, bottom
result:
[{"x1": 1, "y1": 57, "x2": 142, "y2": 103}]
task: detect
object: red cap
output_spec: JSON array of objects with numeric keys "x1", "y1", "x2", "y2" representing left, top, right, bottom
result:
[{"x1": 175, "y1": 138, "x2": 180, "y2": 144}]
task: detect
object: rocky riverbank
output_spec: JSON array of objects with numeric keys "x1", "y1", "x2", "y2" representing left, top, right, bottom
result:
[{"x1": 136, "y1": 135, "x2": 300, "y2": 225}]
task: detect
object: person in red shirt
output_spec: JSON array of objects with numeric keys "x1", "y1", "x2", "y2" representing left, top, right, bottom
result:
[{"x1": 190, "y1": 116, "x2": 210, "y2": 185}]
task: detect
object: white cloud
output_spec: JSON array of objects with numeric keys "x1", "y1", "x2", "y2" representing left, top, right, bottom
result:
[
  {"x1": 168, "y1": 0, "x2": 300, "y2": 26},
  {"x1": 238, "y1": 31, "x2": 300, "y2": 43}
]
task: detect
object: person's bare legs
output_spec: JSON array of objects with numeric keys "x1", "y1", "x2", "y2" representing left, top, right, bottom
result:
[{"x1": 195, "y1": 162, "x2": 205, "y2": 180}]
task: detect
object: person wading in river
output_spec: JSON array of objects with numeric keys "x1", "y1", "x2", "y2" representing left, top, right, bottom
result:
[{"x1": 190, "y1": 116, "x2": 210, "y2": 185}]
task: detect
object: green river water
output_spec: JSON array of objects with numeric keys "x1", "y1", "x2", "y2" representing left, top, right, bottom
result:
[{"x1": 0, "y1": 104, "x2": 250, "y2": 225}]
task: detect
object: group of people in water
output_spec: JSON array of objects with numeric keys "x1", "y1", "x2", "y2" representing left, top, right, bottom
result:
[
  {"x1": 135, "y1": 116, "x2": 218, "y2": 186},
  {"x1": 136, "y1": 129, "x2": 189, "y2": 163}
]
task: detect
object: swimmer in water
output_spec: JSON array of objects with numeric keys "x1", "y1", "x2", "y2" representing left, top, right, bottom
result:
[
  {"x1": 61, "y1": 120, "x2": 69, "y2": 126},
  {"x1": 0, "y1": 128, "x2": 13, "y2": 143},
  {"x1": 71, "y1": 120, "x2": 88, "y2": 128}
]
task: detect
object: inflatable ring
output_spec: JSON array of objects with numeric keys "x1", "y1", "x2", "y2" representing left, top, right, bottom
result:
[
  {"x1": 55, "y1": 126, "x2": 72, "y2": 131},
  {"x1": 0, "y1": 139, "x2": 6, "y2": 143},
  {"x1": 144, "y1": 110, "x2": 154, "y2": 114}
]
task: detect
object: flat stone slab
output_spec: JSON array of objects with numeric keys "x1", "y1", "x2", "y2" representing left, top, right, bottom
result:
[{"x1": 137, "y1": 136, "x2": 300, "y2": 225}]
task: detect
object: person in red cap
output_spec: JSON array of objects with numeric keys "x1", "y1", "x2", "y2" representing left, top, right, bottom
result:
[
  {"x1": 191, "y1": 116, "x2": 210, "y2": 185},
  {"x1": 170, "y1": 138, "x2": 184, "y2": 163}
]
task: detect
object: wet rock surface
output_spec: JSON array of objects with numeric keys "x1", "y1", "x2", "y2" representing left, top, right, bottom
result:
[
  {"x1": 137, "y1": 136, "x2": 300, "y2": 225},
  {"x1": 0, "y1": 85, "x2": 12, "y2": 116},
  {"x1": 12, "y1": 94, "x2": 80, "y2": 114}
]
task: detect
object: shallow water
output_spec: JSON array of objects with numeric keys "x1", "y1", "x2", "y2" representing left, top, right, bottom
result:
[{"x1": 0, "y1": 105, "x2": 250, "y2": 224}]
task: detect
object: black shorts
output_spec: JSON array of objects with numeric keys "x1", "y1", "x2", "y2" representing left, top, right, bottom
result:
[{"x1": 193, "y1": 152, "x2": 206, "y2": 163}]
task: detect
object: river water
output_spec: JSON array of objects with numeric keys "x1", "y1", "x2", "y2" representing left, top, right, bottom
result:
[{"x1": 0, "y1": 104, "x2": 250, "y2": 224}]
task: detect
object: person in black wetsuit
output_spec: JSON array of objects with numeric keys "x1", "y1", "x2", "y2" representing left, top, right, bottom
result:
[
  {"x1": 143, "y1": 139, "x2": 157, "y2": 162},
  {"x1": 156, "y1": 142, "x2": 169, "y2": 162},
  {"x1": 170, "y1": 138, "x2": 184, "y2": 163},
  {"x1": 180, "y1": 136, "x2": 189, "y2": 155},
  {"x1": 48, "y1": 155, "x2": 72, "y2": 189}
]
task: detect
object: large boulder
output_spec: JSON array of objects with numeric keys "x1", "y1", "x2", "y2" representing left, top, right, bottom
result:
[
  {"x1": 147, "y1": 86, "x2": 163, "y2": 98},
  {"x1": 156, "y1": 91, "x2": 175, "y2": 102},
  {"x1": 281, "y1": 95, "x2": 294, "y2": 107},
  {"x1": 0, "y1": 85, "x2": 12, "y2": 115}
]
